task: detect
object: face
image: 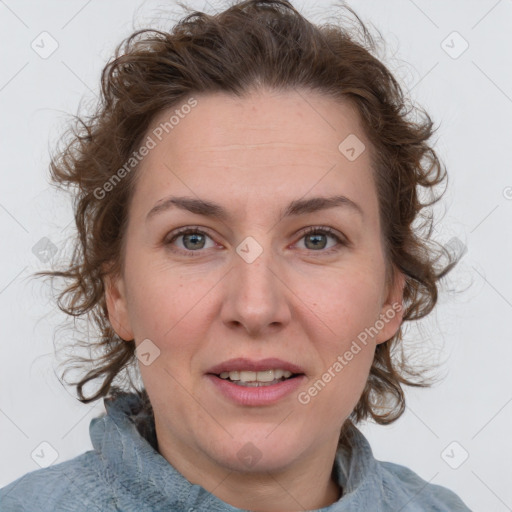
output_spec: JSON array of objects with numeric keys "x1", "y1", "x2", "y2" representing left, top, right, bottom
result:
[{"x1": 105, "y1": 87, "x2": 404, "y2": 478}]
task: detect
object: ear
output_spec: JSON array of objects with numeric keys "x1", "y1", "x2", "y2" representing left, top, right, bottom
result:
[
  {"x1": 104, "y1": 271, "x2": 134, "y2": 341},
  {"x1": 375, "y1": 268, "x2": 406, "y2": 345}
]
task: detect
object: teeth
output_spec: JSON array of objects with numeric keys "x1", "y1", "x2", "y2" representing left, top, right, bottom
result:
[
  {"x1": 219, "y1": 369, "x2": 293, "y2": 382},
  {"x1": 239, "y1": 370, "x2": 256, "y2": 382}
]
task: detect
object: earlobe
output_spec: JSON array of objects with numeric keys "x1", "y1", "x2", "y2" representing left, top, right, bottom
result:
[
  {"x1": 375, "y1": 269, "x2": 406, "y2": 345},
  {"x1": 104, "y1": 272, "x2": 134, "y2": 341}
]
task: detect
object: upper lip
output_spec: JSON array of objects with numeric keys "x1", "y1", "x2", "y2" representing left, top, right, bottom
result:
[{"x1": 206, "y1": 357, "x2": 305, "y2": 375}]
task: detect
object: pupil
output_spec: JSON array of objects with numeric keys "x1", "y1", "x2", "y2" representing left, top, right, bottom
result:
[
  {"x1": 184, "y1": 233, "x2": 204, "y2": 249},
  {"x1": 306, "y1": 234, "x2": 326, "y2": 250}
]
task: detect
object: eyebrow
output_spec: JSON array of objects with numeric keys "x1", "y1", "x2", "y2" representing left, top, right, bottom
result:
[{"x1": 145, "y1": 194, "x2": 364, "y2": 223}]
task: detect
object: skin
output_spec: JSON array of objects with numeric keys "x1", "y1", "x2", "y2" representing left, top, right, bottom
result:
[{"x1": 105, "y1": 87, "x2": 405, "y2": 511}]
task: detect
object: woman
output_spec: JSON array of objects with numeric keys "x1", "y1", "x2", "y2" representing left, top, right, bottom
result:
[{"x1": 0, "y1": 0, "x2": 471, "y2": 510}]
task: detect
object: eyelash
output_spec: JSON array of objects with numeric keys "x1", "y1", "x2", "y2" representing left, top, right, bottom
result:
[{"x1": 164, "y1": 225, "x2": 347, "y2": 257}]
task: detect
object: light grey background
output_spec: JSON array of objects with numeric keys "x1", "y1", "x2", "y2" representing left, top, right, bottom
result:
[{"x1": 1, "y1": 1, "x2": 511, "y2": 510}]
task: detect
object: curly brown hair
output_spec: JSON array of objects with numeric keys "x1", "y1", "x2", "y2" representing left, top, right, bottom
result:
[{"x1": 36, "y1": 0, "x2": 460, "y2": 446}]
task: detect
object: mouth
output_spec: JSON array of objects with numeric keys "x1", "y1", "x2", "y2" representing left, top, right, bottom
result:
[
  {"x1": 212, "y1": 368, "x2": 303, "y2": 387},
  {"x1": 206, "y1": 357, "x2": 306, "y2": 384},
  {"x1": 205, "y1": 358, "x2": 306, "y2": 405}
]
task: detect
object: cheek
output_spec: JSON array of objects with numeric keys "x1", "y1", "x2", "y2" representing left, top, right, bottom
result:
[
  {"x1": 124, "y1": 267, "x2": 218, "y2": 393},
  {"x1": 294, "y1": 268, "x2": 382, "y2": 410},
  {"x1": 123, "y1": 256, "x2": 210, "y2": 340},
  {"x1": 301, "y1": 319, "x2": 376, "y2": 428},
  {"x1": 297, "y1": 268, "x2": 384, "y2": 345}
]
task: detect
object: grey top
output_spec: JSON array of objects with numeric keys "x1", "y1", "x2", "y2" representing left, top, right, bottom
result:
[{"x1": 0, "y1": 392, "x2": 472, "y2": 511}]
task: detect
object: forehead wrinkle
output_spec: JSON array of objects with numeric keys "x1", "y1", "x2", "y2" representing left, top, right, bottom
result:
[
  {"x1": 189, "y1": 142, "x2": 329, "y2": 151},
  {"x1": 173, "y1": 142, "x2": 343, "y2": 164}
]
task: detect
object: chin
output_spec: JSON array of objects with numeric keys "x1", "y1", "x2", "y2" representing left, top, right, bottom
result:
[{"x1": 205, "y1": 428, "x2": 305, "y2": 474}]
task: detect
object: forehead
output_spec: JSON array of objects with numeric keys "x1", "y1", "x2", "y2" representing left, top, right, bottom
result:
[
  {"x1": 130, "y1": 88, "x2": 377, "y2": 223},
  {"x1": 148, "y1": 88, "x2": 366, "y2": 164}
]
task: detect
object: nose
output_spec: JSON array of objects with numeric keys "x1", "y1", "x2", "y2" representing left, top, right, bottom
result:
[{"x1": 220, "y1": 239, "x2": 292, "y2": 337}]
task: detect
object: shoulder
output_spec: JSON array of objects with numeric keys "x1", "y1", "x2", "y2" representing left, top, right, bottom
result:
[
  {"x1": 377, "y1": 460, "x2": 471, "y2": 511},
  {"x1": 0, "y1": 451, "x2": 116, "y2": 512}
]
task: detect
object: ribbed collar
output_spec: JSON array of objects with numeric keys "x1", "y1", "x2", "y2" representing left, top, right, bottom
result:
[{"x1": 89, "y1": 392, "x2": 384, "y2": 511}]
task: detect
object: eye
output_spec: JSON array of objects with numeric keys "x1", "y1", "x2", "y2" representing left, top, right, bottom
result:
[
  {"x1": 165, "y1": 227, "x2": 217, "y2": 255},
  {"x1": 295, "y1": 226, "x2": 346, "y2": 254}
]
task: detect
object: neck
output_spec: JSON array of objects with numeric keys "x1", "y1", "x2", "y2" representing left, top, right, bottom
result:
[
  {"x1": 155, "y1": 422, "x2": 343, "y2": 511},
  {"x1": 206, "y1": 464, "x2": 342, "y2": 511}
]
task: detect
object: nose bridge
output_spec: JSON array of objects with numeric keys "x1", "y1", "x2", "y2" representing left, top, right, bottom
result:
[{"x1": 222, "y1": 234, "x2": 290, "y2": 334}]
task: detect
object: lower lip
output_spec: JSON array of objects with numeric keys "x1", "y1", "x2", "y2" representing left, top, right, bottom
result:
[{"x1": 206, "y1": 374, "x2": 306, "y2": 406}]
